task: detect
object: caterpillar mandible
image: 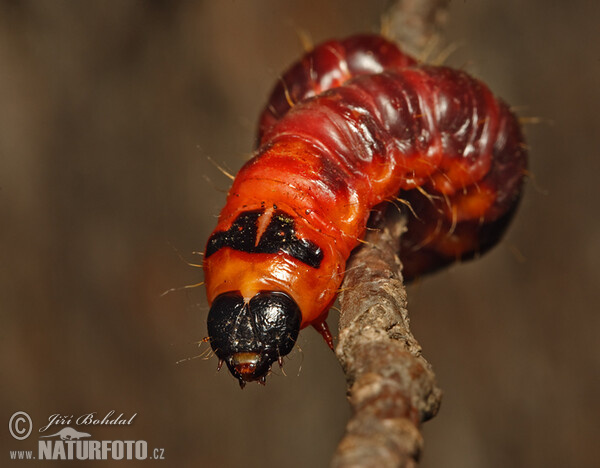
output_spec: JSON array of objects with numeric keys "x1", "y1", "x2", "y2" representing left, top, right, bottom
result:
[{"x1": 203, "y1": 34, "x2": 527, "y2": 387}]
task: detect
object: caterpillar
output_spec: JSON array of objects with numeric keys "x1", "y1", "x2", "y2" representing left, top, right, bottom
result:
[{"x1": 203, "y1": 34, "x2": 527, "y2": 387}]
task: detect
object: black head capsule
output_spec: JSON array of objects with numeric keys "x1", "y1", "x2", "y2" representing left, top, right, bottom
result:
[{"x1": 207, "y1": 291, "x2": 302, "y2": 387}]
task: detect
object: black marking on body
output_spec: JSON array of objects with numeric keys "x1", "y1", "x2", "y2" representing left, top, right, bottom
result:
[{"x1": 206, "y1": 210, "x2": 323, "y2": 268}]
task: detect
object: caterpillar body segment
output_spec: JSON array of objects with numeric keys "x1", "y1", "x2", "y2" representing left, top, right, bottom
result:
[{"x1": 203, "y1": 35, "x2": 527, "y2": 387}]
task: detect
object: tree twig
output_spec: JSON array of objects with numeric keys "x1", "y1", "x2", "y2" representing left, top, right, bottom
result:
[
  {"x1": 332, "y1": 3, "x2": 450, "y2": 466},
  {"x1": 332, "y1": 209, "x2": 442, "y2": 468},
  {"x1": 382, "y1": 0, "x2": 451, "y2": 58}
]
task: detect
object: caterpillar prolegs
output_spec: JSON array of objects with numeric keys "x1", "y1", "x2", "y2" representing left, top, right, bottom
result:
[{"x1": 203, "y1": 35, "x2": 527, "y2": 387}]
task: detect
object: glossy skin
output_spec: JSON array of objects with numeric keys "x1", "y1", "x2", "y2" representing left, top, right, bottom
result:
[
  {"x1": 258, "y1": 35, "x2": 416, "y2": 138},
  {"x1": 203, "y1": 35, "x2": 527, "y2": 385}
]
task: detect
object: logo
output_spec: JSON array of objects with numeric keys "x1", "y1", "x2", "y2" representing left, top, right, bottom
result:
[
  {"x1": 39, "y1": 427, "x2": 91, "y2": 440},
  {"x1": 7, "y1": 410, "x2": 166, "y2": 462}
]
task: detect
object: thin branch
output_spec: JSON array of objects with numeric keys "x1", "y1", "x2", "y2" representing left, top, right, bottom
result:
[
  {"x1": 332, "y1": 3, "x2": 450, "y2": 466},
  {"x1": 383, "y1": 0, "x2": 451, "y2": 58},
  {"x1": 332, "y1": 209, "x2": 442, "y2": 468}
]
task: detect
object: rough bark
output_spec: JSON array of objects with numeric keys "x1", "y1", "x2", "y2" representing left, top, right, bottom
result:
[
  {"x1": 332, "y1": 3, "x2": 449, "y2": 466},
  {"x1": 332, "y1": 208, "x2": 442, "y2": 468}
]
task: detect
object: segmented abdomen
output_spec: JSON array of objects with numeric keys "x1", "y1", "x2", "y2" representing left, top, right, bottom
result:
[
  {"x1": 204, "y1": 34, "x2": 526, "y2": 327},
  {"x1": 258, "y1": 34, "x2": 416, "y2": 139}
]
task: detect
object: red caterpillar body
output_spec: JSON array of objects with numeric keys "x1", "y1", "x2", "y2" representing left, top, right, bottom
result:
[{"x1": 204, "y1": 35, "x2": 526, "y2": 387}]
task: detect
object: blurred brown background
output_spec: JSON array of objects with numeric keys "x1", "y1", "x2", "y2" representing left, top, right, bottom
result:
[{"x1": 1, "y1": 1, "x2": 599, "y2": 467}]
